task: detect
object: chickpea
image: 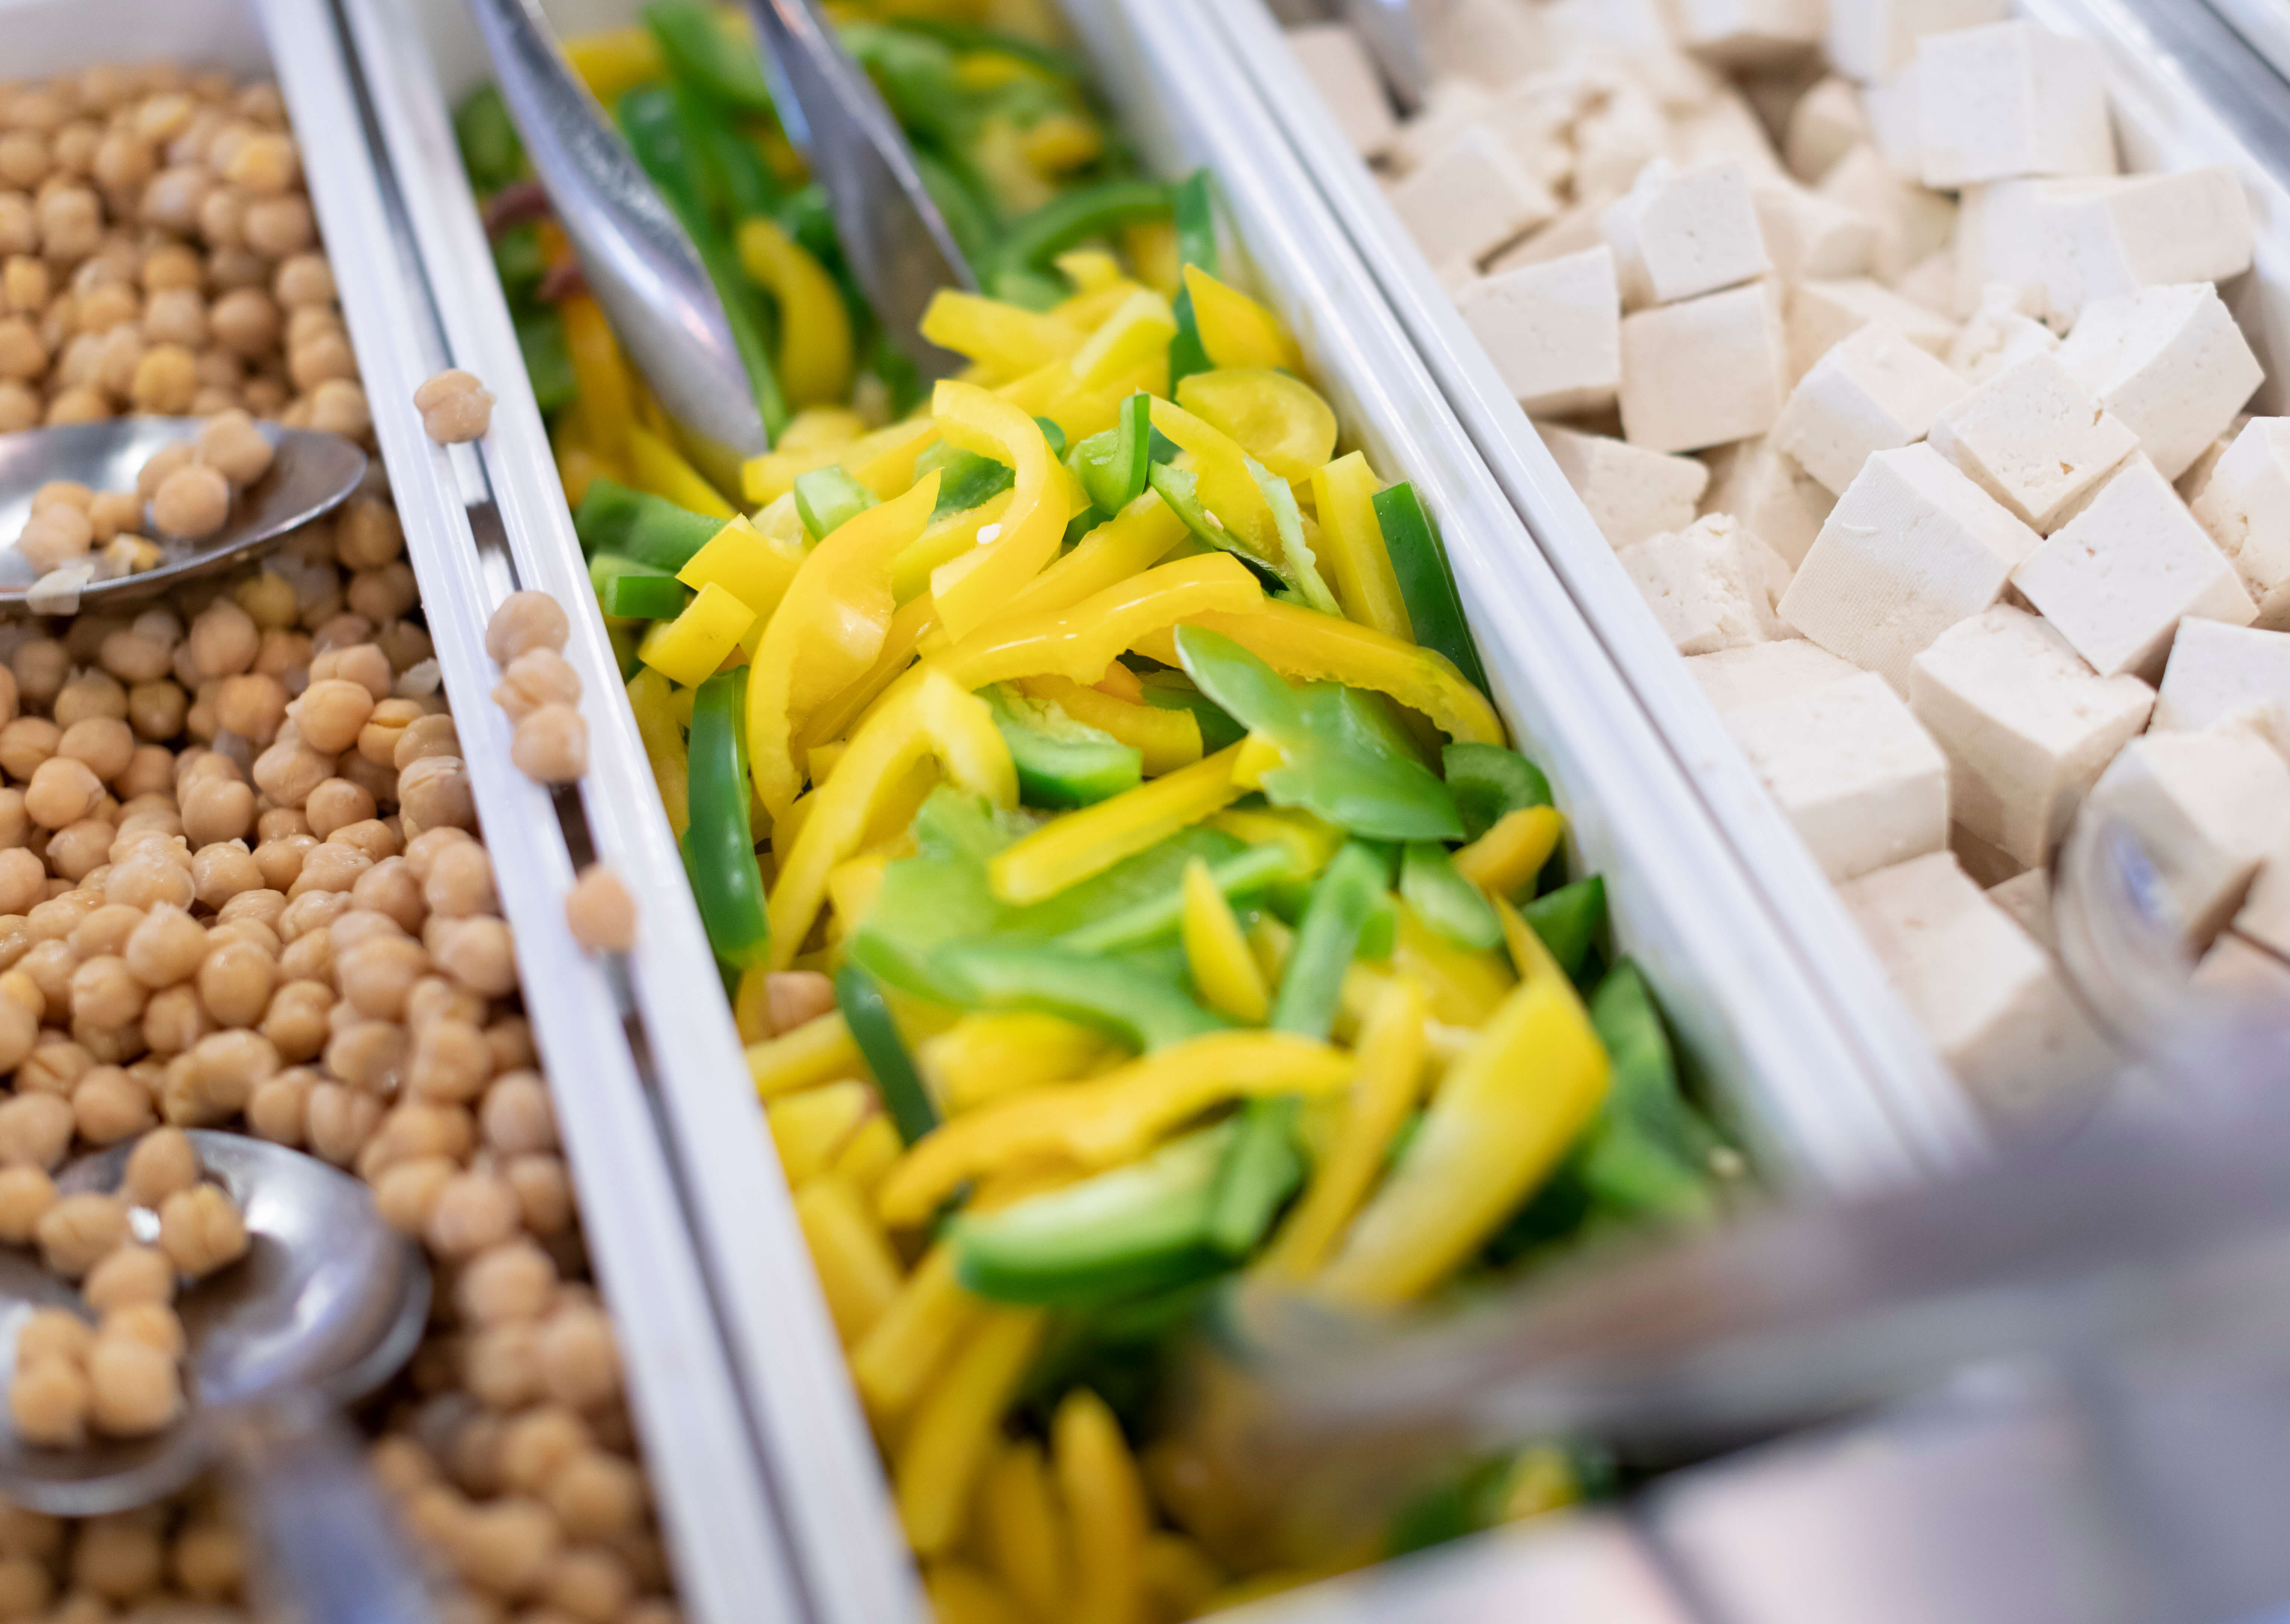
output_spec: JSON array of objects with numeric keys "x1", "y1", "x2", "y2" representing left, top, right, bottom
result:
[
  {"x1": 157, "y1": 1181, "x2": 247, "y2": 1277},
  {"x1": 123, "y1": 1125, "x2": 200, "y2": 1209},
  {"x1": 52, "y1": 669, "x2": 126, "y2": 729},
  {"x1": 334, "y1": 934, "x2": 424, "y2": 1022},
  {"x1": 424, "y1": 841, "x2": 497, "y2": 920},
  {"x1": 16, "y1": 503, "x2": 91, "y2": 573},
  {"x1": 58, "y1": 715, "x2": 132, "y2": 784},
  {"x1": 114, "y1": 745, "x2": 175, "y2": 800},
  {"x1": 257, "y1": 972, "x2": 331, "y2": 1060},
  {"x1": 192, "y1": 937, "x2": 273, "y2": 1029},
  {"x1": 141, "y1": 982, "x2": 212, "y2": 1059},
  {"x1": 252, "y1": 740, "x2": 331, "y2": 809},
  {"x1": 151, "y1": 461, "x2": 229, "y2": 538},
  {"x1": 25, "y1": 754, "x2": 101, "y2": 828},
  {"x1": 73, "y1": 1064, "x2": 154, "y2": 1144},
  {"x1": 0, "y1": 1165, "x2": 55, "y2": 1243},
  {"x1": 213, "y1": 670, "x2": 286, "y2": 744},
  {"x1": 546, "y1": 1450, "x2": 642, "y2": 1541},
  {"x1": 142, "y1": 284, "x2": 205, "y2": 349},
  {"x1": 493, "y1": 648, "x2": 582, "y2": 725},
  {"x1": 289, "y1": 678, "x2": 374, "y2": 756},
  {"x1": 546, "y1": 1546, "x2": 635, "y2": 1623},
  {"x1": 406, "y1": 977, "x2": 485, "y2": 1034},
  {"x1": 103, "y1": 847, "x2": 194, "y2": 911},
  {"x1": 178, "y1": 776, "x2": 253, "y2": 851},
  {"x1": 398, "y1": 754, "x2": 474, "y2": 833},
  {"x1": 433, "y1": 916, "x2": 516, "y2": 999},
  {"x1": 0, "y1": 1555, "x2": 50, "y2": 1619},
  {"x1": 225, "y1": 131, "x2": 296, "y2": 194},
  {"x1": 84, "y1": 1333, "x2": 181, "y2": 1438},
  {"x1": 69, "y1": 952, "x2": 145, "y2": 1032},
  {"x1": 564, "y1": 865, "x2": 636, "y2": 954},
  {"x1": 35, "y1": 185, "x2": 100, "y2": 259},
  {"x1": 208, "y1": 283, "x2": 277, "y2": 358},
  {"x1": 415, "y1": 368, "x2": 495, "y2": 444},
  {"x1": 245, "y1": 1064, "x2": 314, "y2": 1144},
  {"x1": 453, "y1": 1495, "x2": 560, "y2": 1600},
  {"x1": 68, "y1": 1515, "x2": 163, "y2": 1601},
  {"x1": 10, "y1": 1355, "x2": 89, "y2": 1448},
  {"x1": 170, "y1": 1519, "x2": 243, "y2": 1601},
  {"x1": 69, "y1": 902, "x2": 141, "y2": 959},
  {"x1": 36, "y1": 1191, "x2": 129, "y2": 1277},
  {"x1": 346, "y1": 559, "x2": 416, "y2": 625},
  {"x1": 43, "y1": 384, "x2": 110, "y2": 424},
  {"x1": 0, "y1": 1091, "x2": 72, "y2": 1170},
  {"x1": 457, "y1": 1239, "x2": 557, "y2": 1327},
  {"x1": 484, "y1": 591, "x2": 570, "y2": 666},
  {"x1": 410, "y1": 1018, "x2": 492, "y2": 1104},
  {"x1": 121, "y1": 905, "x2": 203, "y2": 990},
  {"x1": 0, "y1": 381, "x2": 33, "y2": 434},
  {"x1": 462, "y1": 1320, "x2": 541, "y2": 1412},
  {"x1": 507, "y1": 1152, "x2": 572, "y2": 1237},
  {"x1": 426, "y1": 1168, "x2": 519, "y2": 1260},
  {"x1": 241, "y1": 192, "x2": 311, "y2": 258},
  {"x1": 509, "y1": 704, "x2": 588, "y2": 786},
  {"x1": 0, "y1": 851, "x2": 38, "y2": 917},
  {"x1": 273, "y1": 251, "x2": 333, "y2": 307},
  {"x1": 0, "y1": 991, "x2": 49, "y2": 1072},
  {"x1": 304, "y1": 1080, "x2": 381, "y2": 1166},
  {"x1": 235, "y1": 568, "x2": 295, "y2": 629},
  {"x1": 334, "y1": 497, "x2": 401, "y2": 571},
  {"x1": 129, "y1": 341, "x2": 198, "y2": 414},
  {"x1": 485, "y1": 1014, "x2": 536, "y2": 1075},
  {"x1": 355, "y1": 696, "x2": 422, "y2": 767},
  {"x1": 44, "y1": 819, "x2": 112, "y2": 884},
  {"x1": 350, "y1": 854, "x2": 423, "y2": 933}
]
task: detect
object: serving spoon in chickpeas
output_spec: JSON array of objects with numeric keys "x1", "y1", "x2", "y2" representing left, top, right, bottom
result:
[{"x1": 0, "y1": 417, "x2": 365, "y2": 613}]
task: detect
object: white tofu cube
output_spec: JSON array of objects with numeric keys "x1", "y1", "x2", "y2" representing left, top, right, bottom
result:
[
  {"x1": 2085, "y1": 725, "x2": 2290, "y2": 943},
  {"x1": 1484, "y1": 204, "x2": 1609, "y2": 276},
  {"x1": 1818, "y1": 145, "x2": 1958, "y2": 281},
  {"x1": 2153, "y1": 619, "x2": 2290, "y2": 745},
  {"x1": 2193, "y1": 933, "x2": 2290, "y2": 1004},
  {"x1": 1667, "y1": 0, "x2": 1825, "y2": 65},
  {"x1": 1890, "y1": 251, "x2": 1958, "y2": 315},
  {"x1": 1540, "y1": 422, "x2": 1713, "y2": 548},
  {"x1": 1669, "y1": 90, "x2": 1788, "y2": 180},
  {"x1": 1726, "y1": 670, "x2": 1951, "y2": 880},
  {"x1": 1617, "y1": 513, "x2": 1790, "y2": 655},
  {"x1": 2055, "y1": 284, "x2": 2264, "y2": 482},
  {"x1": 1838, "y1": 851, "x2": 2111, "y2": 1118},
  {"x1": 1858, "y1": 66, "x2": 1926, "y2": 177},
  {"x1": 1687, "y1": 637, "x2": 1862, "y2": 713},
  {"x1": 1926, "y1": 353, "x2": 2138, "y2": 532},
  {"x1": 1778, "y1": 442, "x2": 2042, "y2": 691},
  {"x1": 1600, "y1": 160, "x2": 1773, "y2": 309},
  {"x1": 1907, "y1": 605, "x2": 2155, "y2": 865},
  {"x1": 1946, "y1": 280, "x2": 2062, "y2": 383},
  {"x1": 1784, "y1": 77, "x2": 1868, "y2": 183},
  {"x1": 1389, "y1": 126, "x2": 1561, "y2": 271},
  {"x1": 1772, "y1": 322, "x2": 1970, "y2": 495},
  {"x1": 2010, "y1": 460, "x2": 2258, "y2": 680},
  {"x1": 2233, "y1": 843, "x2": 2290, "y2": 962},
  {"x1": 1487, "y1": 76, "x2": 1589, "y2": 192},
  {"x1": 1786, "y1": 276, "x2": 1956, "y2": 381},
  {"x1": 1419, "y1": 0, "x2": 1551, "y2": 93},
  {"x1": 1752, "y1": 177, "x2": 1880, "y2": 284},
  {"x1": 1987, "y1": 867, "x2": 2055, "y2": 952},
  {"x1": 1826, "y1": 0, "x2": 2013, "y2": 82},
  {"x1": 1956, "y1": 171, "x2": 2255, "y2": 329},
  {"x1": 1951, "y1": 822, "x2": 2026, "y2": 887},
  {"x1": 1915, "y1": 23, "x2": 2114, "y2": 189},
  {"x1": 1703, "y1": 435, "x2": 1838, "y2": 566},
  {"x1": 2177, "y1": 420, "x2": 2245, "y2": 506},
  {"x1": 1619, "y1": 282, "x2": 1792, "y2": 452},
  {"x1": 1573, "y1": 82, "x2": 1674, "y2": 206},
  {"x1": 1285, "y1": 25, "x2": 1399, "y2": 163},
  {"x1": 2191, "y1": 418, "x2": 2290, "y2": 630},
  {"x1": 1455, "y1": 247, "x2": 1623, "y2": 417},
  {"x1": 1391, "y1": 79, "x2": 1497, "y2": 174}
]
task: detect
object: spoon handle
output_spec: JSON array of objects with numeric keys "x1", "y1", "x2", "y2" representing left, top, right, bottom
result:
[
  {"x1": 223, "y1": 1394, "x2": 444, "y2": 1624},
  {"x1": 738, "y1": 0, "x2": 975, "y2": 376}
]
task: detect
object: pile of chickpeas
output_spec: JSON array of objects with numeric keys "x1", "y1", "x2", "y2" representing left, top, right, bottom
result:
[{"x1": 0, "y1": 62, "x2": 679, "y2": 1624}]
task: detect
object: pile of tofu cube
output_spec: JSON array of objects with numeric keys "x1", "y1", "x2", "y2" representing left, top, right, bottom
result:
[{"x1": 1286, "y1": 0, "x2": 2290, "y2": 1117}]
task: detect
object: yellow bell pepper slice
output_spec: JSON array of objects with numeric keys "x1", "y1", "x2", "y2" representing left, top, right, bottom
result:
[
  {"x1": 1174, "y1": 369, "x2": 1338, "y2": 483},
  {"x1": 1055, "y1": 278, "x2": 1147, "y2": 334},
  {"x1": 1070, "y1": 288, "x2": 1177, "y2": 391},
  {"x1": 746, "y1": 472, "x2": 941, "y2": 817},
  {"x1": 1124, "y1": 217, "x2": 1180, "y2": 297},
  {"x1": 920, "y1": 1011, "x2": 1114, "y2": 1115},
  {"x1": 1139, "y1": 601, "x2": 1504, "y2": 746},
  {"x1": 1310, "y1": 451, "x2": 1413, "y2": 643},
  {"x1": 994, "y1": 361, "x2": 1124, "y2": 446},
  {"x1": 736, "y1": 217, "x2": 854, "y2": 408},
  {"x1": 740, "y1": 444, "x2": 841, "y2": 508},
  {"x1": 638, "y1": 581, "x2": 756, "y2": 687},
  {"x1": 560, "y1": 292, "x2": 634, "y2": 462},
  {"x1": 795, "y1": 1174, "x2": 905, "y2": 1347},
  {"x1": 988, "y1": 744, "x2": 1246, "y2": 907},
  {"x1": 922, "y1": 290, "x2": 1086, "y2": 379},
  {"x1": 1454, "y1": 805, "x2": 1566, "y2": 899},
  {"x1": 894, "y1": 489, "x2": 1014, "y2": 605},
  {"x1": 979, "y1": 1441, "x2": 1071, "y2": 1624},
  {"x1": 1317, "y1": 968, "x2": 1609, "y2": 1308},
  {"x1": 928, "y1": 382, "x2": 1065, "y2": 640},
  {"x1": 677, "y1": 514, "x2": 801, "y2": 621},
  {"x1": 743, "y1": 416, "x2": 940, "y2": 508},
  {"x1": 747, "y1": 1011, "x2": 864, "y2": 1100},
  {"x1": 563, "y1": 25, "x2": 661, "y2": 103},
  {"x1": 1261, "y1": 975, "x2": 1427, "y2": 1278},
  {"x1": 877, "y1": 1031, "x2": 1353, "y2": 1227},
  {"x1": 627, "y1": 422, "x2": 736, "y2": 518},
  {"x1": 1183, "y1": 263, "x2": 1304, "y2": 373},
  {"x1": 1143, "y1": 1534, "x2": 1224, "y2": 1624},
  {"x1": 766, "y1": 1078, "x2": 874, "y2": 1186},
  {"x1": 779, "y1": 407, "x2": 868, "y2": 455},
  {"x1": 1181, "y1": 856, "x2": 1268, "y2": 1023},
  {"x1": 1016, "y1": 674, "x2": 1202, "y2": 776},
  {"x1": 798, "y1": 595, "x2": 937, "y2": 757},
  {"x1": 923, "y1": 1564, "x2": 1026, "y2": 1624},
  {"x1": 1205, "y1": 806, "x2": 1344, "y2": 879},
  {"x1": 1145, "y1": 397, "x2": 1278, "y2": 559},
  {"x1": 1229, "y1": 732, "x2": 1287, "y2": 791},
  {"x1": 1391, "y1": 903, "x2": 1514, "y2": 1028},
  {"x1": 918, "y1": 668, "x2": 1017, "y2": 811},
  {"x1": 1003, "y1": 491, "x2": 1189, "y2": 622},
  {"x1": 833, "y1": 1113, "x2": 902, "y2": 1199},
  {"x1": 625, "y1": 667, "x2": 689, "y2": 839},
  {"x1": 1054, "y1": 1387, "x2": 1148, "y2": 1624},
  {"x1": 1054, "y1": 247, "x2": 1126, "y2": 294},
  {"x1": 940, "y1": 554, "x2": 1264, "y2": 693},
  {"x1": 894, "y1": 1308, "x2": 1047, "y2": 1557},
  {"x1": 1021, "y1": 109, "x2": 1103, "y2": 174},
  {"x1": 852, "y1": 1242, "x2": 983, "y2": 1428}
]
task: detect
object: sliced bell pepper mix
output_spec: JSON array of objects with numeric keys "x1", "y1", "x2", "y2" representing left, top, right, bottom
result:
[{"x1": 468, "y1": 22, "x2": 1750, "y2": 1598}]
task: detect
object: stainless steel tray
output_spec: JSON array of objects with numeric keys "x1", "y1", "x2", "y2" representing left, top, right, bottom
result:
[{"x1": 377, "y1": 0, "x2": 1958, "y2": 1617}]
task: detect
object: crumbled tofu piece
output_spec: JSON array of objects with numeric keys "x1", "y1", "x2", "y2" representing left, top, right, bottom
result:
[
  {"x1": 1772, "y1": 321, "x2": 1970, "y2": 494},
  {"x1": 1987, "y1": 867, "x2": 2055, "y2": 952},
  {"x1": 1786, "y1": 276, "x2": 1956, "y2": 382},
  {"x1": 1957, "y1": 172, "x2": 2255, "y2": 327},
  {"x1": 2190, "y1": 417, "x2": 2290, "y2": 630},
  {"x1": 2152, "y1": 619, "x2": 2290, "y2": 744},
  {"x1": 1946, "y1": 280, "x2": 2062, "y2": 382},
  {"x1": 1726, "y1": 670, "x2": 1951, "y2": 880},
  {"x1": 1818, "y1": 144, "x2": 1957, "y2": 280},
  {"x1": 1827, "y1": 0, "x2": 2013, "y2": 83},
  {"x1": 1907, "y1": 605, "x2": 2155, "y2": 865},
  {"x1": 1926, "y1": 352, "x2": 2138, "y2": 532},
  {"x1": 1456, "y1": 247, "x2": 1623, "y2": 417},
  {"x1": 1390, "y1": 126, "x2": 1561, "y2": 269},
  {"x1": 1599, "y1": 160, "x2": 1772, "y2": 309},
  {"x1": 1667, "y1": 0, "x2": 1825, "y2": 66},
  {"x1": 1778, "y1": 442, "x2": 2041, "y2": 691},
  {"x1": 1421, "y1": 0, "x2": 1552, "y2": 93},
  {"x1": 2084, "y1": 723, "x2": 2290, "y2": 943},
  {"x1": 1703, "y1": 435, "x2": 1838, "y2": 565},
  {"x1": 1915, "y1": 22, "x2": 2114, "y2": 189},
  {"x1": 2192, "y1": 932, "x2": 2290, "y2": 1003},
  {"x1": 1752, "y1": 177, "x2": 1880, "y2": 284},
  {"x1": 1540, "y1": 422, "x2": 1713, "y2": 548},
  {"x1": 2055, "y1": 283, "x2": 2263, "y2": 482},
  {"x1": 1839, "y1": 850, "x2": 2111, "y2": 1118},
  {"x1": 1286, "y1": 25, "x2": 1399, "y2": 162},
  {"x1": 1687, "y1": 637, "x2": 1862, "y2": 713},
  {"x1": 1784, "y1": 77, "x2": 1868, "y2": 183},
  {"x1": 1617, "y1": 513, "x2": 1790, "y2": 655},
  {"x1": 1619, "y1": 281, "x2": 1792, "y2": 452},
  {"x1": 2011, "y1": 459, "x2": 2258, "y2": 680}
]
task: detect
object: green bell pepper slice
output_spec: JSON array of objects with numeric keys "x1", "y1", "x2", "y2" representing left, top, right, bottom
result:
[
  {"x1": 1399, "y1": 841, "x2": 1501, "y2": 951},
  {"x1": 988, "y1": 178, "x2": 1174, "y2": 282},
  {"x1": 986, "y1": 686, "x2": 1142, "y2": 810},
  {"x1": 1204, "y1": 1096, "x2": 1302, "y2": 1258},
  {"x1": 453, "y1": 83, "x2": 525, "y2": 198},
  {"x1": 573, "y1": 479, "x2": 722, "y2": 570},
  {"x1": 1069, "y1": 391, "x2": 1152, "y2": 517},
  {"x1": 837, "y1": 963, "x2": 938, "y2": 1146},
  {"x1": 1269, "y1": 841, "x2": 1388, "y2": 1039},
  {"x1": 1579, "y1": 961, "x2": 1723, "y2": 1224},
  {"x1": 1168, "y1": 169, "x2": 1215, "y2": 392},
  {"x1": 917, "y1": 441, "x2": 1017, "y2": 518},
  {"x1": 793, "y1": 465, "x2": 878, "y2": 540},
  {"x1": 643, "y1": 0, "x2": 776, "y2": 114},
  {"x1": 597, "y1": 568, "x2": 688, "y2": 621},
  {"x1": 1373, "y1": 482, "x2": 1490, "y2": 695},
  {"x1": 1443, "y1": 741, "x2": 1553, "y2": 842},
  {"x1": 684, "y1": 668, "x2": 771, "y2": 970},
  {"x1": 1057, "y1": 843, "x2": 1299, "y2": 956},
  {"x1": 1523, "y1": 876, "x2": 1605, "y2": 982},
  {"x1": 939, "y1": 940, "x2": 1229, "y2": 1052}
]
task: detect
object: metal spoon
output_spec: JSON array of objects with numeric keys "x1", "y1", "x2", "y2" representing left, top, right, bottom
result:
[
  {"x1": 0, "y1": 419, "x2": 367, "y2": 612},
  {"x1": 740, "y1": 0, "x2": 975, "y2": 376},
  {"x1": 468, "y1": 0, "x2": 770, "y2": 481}
]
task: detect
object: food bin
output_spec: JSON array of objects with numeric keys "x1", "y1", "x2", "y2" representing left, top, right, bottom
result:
[
  {"x1": 328, "y1": 0, "x2": 1976, "y2": 1617},
  {"x1": 1207, "y1": 0, "x2": 2290, "y2": 1153},
  {"x1": 0, "y1": 0, "x2": 811, "y2": 1618}
]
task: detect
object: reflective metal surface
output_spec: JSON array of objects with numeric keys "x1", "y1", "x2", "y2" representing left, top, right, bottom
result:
[
  {"x1": 1338, "y1": 0, "x2": 1428, "y2": 113},
  {"x1": 741, "y1": 0, "x2": 975, "y2": 376},
  {"x1": 467, "y1": 0, "x2": 769, "y2": 480},
  {"x1": 0, "y1": 1131, "x2": 428, "y2": 1515},
  {"x1": 0, "y1": 419, "x2": 366, "y2": 610}
]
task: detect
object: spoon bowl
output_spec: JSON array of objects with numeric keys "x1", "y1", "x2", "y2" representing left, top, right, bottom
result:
[
  {"x1": 0, "y1": 419, "x2": 368, "y2": 611},
  {"x1": 0, "y1": 1132, "x2": 428, "y2": 1516}
]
